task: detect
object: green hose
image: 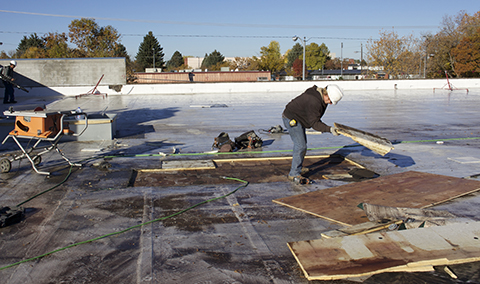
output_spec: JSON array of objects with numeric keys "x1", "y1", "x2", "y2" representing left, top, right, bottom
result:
[
  {"x1": 0, "y1": 176, "x2": 249, "y2": 271},
  {"x1": 101, "y1": 136, "x2": 480, "y2": 159},
  {"x1": 16, "y1": 166, "x2": 74, "y2": 207}
]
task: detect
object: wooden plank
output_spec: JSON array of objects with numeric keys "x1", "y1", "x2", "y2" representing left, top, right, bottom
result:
[
  {"x1": 288, "y1": 222, "x2": 480, "y2": 281},
  {"x1": 321, "y1": 220, "x2": 403, "y2": 239},
  {"x1": 273, "y1": 171, "x2": 480, "y2": 226},
  {"x1": 213, "y1": 155, "x2": 330, "y2": 163},
  {"x1": 162, "y1": 160, "x2": 216, "y2": 171},
  {"x1": 334, "y1": 122, "x2": 393, "y2": 156},
  {"x1": 139, "y1": 160, "x2": 216, "y2": 172}
]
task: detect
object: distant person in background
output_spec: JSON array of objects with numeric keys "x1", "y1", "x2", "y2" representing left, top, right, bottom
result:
[
  {"x1": 1, "y1": 60, "x2": 17, "y2": 104},
  {"x1": 282, "y1": 84, "x2": 344, "y2": 184},
  {"x1": 188, "y1": 71, "x2": 195, "y2": 82}
]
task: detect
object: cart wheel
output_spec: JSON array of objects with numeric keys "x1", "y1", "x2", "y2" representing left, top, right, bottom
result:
[
  {"x1": 0, "y1": 158, "x2": 11, "y2": 173},
  {"x1": 33, "y1": 156, "x2": 42, "y2": 166}
]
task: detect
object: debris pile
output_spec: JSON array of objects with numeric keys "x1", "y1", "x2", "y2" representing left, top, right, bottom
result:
[{"x1": 274, "y1": 171, "x2": 480, "y2": 281}]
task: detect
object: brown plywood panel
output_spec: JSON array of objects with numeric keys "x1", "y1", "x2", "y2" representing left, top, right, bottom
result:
[
  {"x1": 288, "y1": 221, "x2": 480, "y2": 281},
  {"x1": 132, "y1": 155, "x2": 362, "y2": 187},
  {"x1": 273, "y1": 171, "x2": 480, "y2": 226}
]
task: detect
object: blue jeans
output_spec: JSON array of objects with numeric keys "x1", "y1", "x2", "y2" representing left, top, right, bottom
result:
[
  {"x1": 283, "y1": 116, "x2": 307, "y2": 177},
  {"x1": 3, "y1": 83, "x2": 14, "y2": 103}
]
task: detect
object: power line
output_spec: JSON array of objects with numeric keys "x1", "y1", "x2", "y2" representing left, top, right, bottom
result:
[
  {"x1": 0, "y1": 31, "x2": 375, "y2": 41},
  {"x1": 0, "y1": 9, "x2": 439, "y2": 30},
  {"x1": 116, "y1": 34, "x2": 375, "y2": 41}
]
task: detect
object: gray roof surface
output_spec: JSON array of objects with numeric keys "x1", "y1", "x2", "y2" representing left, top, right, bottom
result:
[{"x1": 1, "y1": 87, "x2": 480, "y2": 283}]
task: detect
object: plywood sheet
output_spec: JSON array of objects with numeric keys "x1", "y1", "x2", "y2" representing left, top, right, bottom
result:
[
  {"x1": 273, "y1": 171, "x2": 480, "y2": 226},
  {"x1": 288, "y1": 221, "x2": 480, "y2": 281}
]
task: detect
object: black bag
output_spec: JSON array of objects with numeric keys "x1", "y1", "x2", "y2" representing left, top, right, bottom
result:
[
  {"x1": 212, "y1": 132, "x2": 236, "y2": 152},
  {"x1": 235, "y1": 130, "x2": 263, "y2": 149},
  {"x1": 0, "y1": 206, "x2": 24, "y2": 228}
]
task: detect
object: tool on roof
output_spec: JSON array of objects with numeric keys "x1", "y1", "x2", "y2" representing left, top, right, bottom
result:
[
  {"x1": 0, "y1": 72, "x2": 29, "y2": 93},
  {"x1": 0, "y1": 206, "x2": 24, "y2": 228},
  {"x1": 334, "y1": 123, "x2": 393, "y2": 156},
  {"x1": 1, "y1": 107, "x2": 88, "y2": 175},
  {"x1": 75, "y1": 74, "x2": 107, "y2": 99}
]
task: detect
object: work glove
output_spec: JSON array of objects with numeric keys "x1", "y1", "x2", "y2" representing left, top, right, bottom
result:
[{"x1": 330, "y1": 126, "x2": 340, "y2": 136}]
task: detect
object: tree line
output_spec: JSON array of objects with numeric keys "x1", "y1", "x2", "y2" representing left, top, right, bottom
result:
[
  {"x1": 1, "y1": 10, "x2": 479, "y2": 80},
  {"x1": 367, "y1": 11, "x2": 480, "y2": 79}
]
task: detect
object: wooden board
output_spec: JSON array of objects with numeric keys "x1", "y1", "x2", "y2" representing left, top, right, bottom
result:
[
  {"x1": 335, "y1": 122, "x2": 393, "y2": 156},
  {"x1": 288, "y1": 221, "x2": 480, "y2": 280},
  {"x1": 273, "y1": 171, "x2": 480, "y2": 226},
  {"x1": 138, "y1": 160, "x2": 217, "y2": 172},
  {"x1": 320, "y1": 220, "x2": 403, "y2": 239}
]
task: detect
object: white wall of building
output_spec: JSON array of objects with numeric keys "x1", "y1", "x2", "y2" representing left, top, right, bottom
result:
[{"x1": 33, "y1": 78, "x2": 480, "y2": 97}]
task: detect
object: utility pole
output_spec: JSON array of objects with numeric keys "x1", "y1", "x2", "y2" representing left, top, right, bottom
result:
[
  {"x1": 361, "y1": 43, "x2": 363, "y2": 78},
  {"x1": 152, "y1": 47, "x2": 155, "y2": 70},
  {"x1": 341, "y1": 42, "x2": 343, "y2": 77}
]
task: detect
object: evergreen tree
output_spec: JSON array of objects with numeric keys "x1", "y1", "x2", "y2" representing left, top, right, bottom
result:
[
  {"x1": 166, "y1": 51, "x2": 184, "y2": 70},
  {"x1": 17, "y1": 33, "x2": 45, "y2": 57},
  {"x1": 114, "y1": 43, "x2": 130, "y2": 61},
  {"x1": 136, "y1": 31, "x2": 165, "y2": 71},
  {"x1": 286, "y1": 43, "x2": 303, "y2": 69},
  {"x1": 201, "y1": 50, "x2": 225, "y2": 70}
]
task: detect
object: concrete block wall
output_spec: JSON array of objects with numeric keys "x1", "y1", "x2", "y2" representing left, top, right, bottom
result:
[{"x1": 0, "y1": 58, "x2": 126, "y2": 87}]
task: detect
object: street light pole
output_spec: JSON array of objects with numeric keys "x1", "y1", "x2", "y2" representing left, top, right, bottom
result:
[
  {"x1": 293, "y1": 36, "x2": 306, "y2": 80},
  {"x1": 354, "y1": 43, "x2": 364, "y2": 79}
]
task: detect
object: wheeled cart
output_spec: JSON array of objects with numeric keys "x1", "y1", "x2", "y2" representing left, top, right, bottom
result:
[{"x1": 1, "y1": 108, "x2": 88, "y2": 175}]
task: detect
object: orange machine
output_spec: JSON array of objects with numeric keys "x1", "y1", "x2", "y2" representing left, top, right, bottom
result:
[
  {"x1": 9, "y1": 112, "x2": 65, "y2": 138},
  {"x1": 1, "y1": 109, "x2": 88, "y2": 175}
]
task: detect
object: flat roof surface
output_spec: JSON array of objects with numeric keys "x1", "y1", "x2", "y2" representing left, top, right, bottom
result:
[{"x1": 1, "y1": 87, "x2": 480, "y2": 283}]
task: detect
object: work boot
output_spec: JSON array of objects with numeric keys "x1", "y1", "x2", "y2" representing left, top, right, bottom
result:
[{"x1": 288, "y1": 175, "x2": 312, "y2": 185}]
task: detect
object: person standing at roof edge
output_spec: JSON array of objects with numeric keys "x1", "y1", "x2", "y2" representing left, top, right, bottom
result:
[
  {"x1": 2, "y1": 60, "x2": 17, "y2": 104},
  {"x1": 282, "y1": 84, "x2": 344, "y2": 184}
]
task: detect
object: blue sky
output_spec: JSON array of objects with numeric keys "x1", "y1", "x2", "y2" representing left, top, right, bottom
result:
[{"x1": 1, "y1": 1, "x2": 479, "y2": 61}]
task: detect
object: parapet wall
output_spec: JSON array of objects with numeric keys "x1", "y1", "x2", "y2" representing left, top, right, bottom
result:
[
  {"x1": 92, "y1": 78, "x2": 480, "y2": 96},
  {"x1": 0, "y1": 58, "x2": 126, "y2": 87},
  {"x1": 2, "y1": 69, "x2": 479, "y2": 97}
]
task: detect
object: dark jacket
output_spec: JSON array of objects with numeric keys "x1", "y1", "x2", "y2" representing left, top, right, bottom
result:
[
  {"x1": 1, "y1": 65, "x2": 14, "y2": 84},
  {"x1": 283, "y1": 85, "x2": 331, "y2": 132}
]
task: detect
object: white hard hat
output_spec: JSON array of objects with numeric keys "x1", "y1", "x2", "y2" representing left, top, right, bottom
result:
[
  {"x1": 10, "y1": 60, "x2": 17, "y2": 66},
  {"x1": 326, "y1": 84, "x2": 344, "y2": 105}
]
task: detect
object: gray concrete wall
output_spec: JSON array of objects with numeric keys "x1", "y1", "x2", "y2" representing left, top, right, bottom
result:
[{"x1": 0, "y1": 58, "x2": 126, "y2": 87}]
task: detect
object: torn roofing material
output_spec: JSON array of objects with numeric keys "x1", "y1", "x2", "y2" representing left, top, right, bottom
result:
[{"x1": 334, "y1": 122, "x2": 394, "y2": 156}]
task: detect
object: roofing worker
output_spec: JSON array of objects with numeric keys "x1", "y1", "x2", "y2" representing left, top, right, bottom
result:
[
  {"x1": 282, "y1": 84, "x2": 344, "y2": 184},
  {"x1": 1, "y1": 60, "x2": 17, "y2": 104}
]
